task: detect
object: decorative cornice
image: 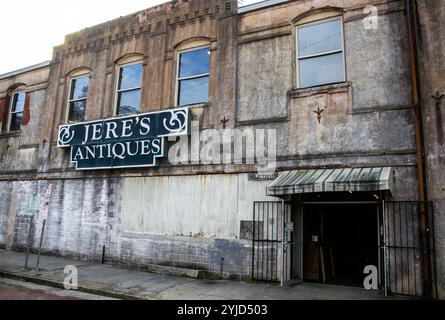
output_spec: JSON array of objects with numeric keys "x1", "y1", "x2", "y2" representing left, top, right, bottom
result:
[{"x1": 57, "y1": 1, "x2": 236, "y2": 60}]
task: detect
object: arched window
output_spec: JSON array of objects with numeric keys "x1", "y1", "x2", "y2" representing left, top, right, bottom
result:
[
  {"x1": 294, "y1": 9, "x2": 346, "y2": 88},
  {"x1": 175, "y1": 40, "x2": 211, "y2": 106},
  {"x1": 114, "y1": 55, "x2": 144, "y2": 116},
  {"x1": 66, "y1": 69, "x2": 90, "y2": 123}
]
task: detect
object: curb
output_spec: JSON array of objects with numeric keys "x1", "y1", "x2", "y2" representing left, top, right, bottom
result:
[{"x1": 0, "y1": 270, "x2": 154, "y2": 300}]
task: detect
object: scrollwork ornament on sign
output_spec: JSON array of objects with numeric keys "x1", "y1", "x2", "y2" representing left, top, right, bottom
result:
[
  {"x1": 163, "y1": 109, "x2": 188, "y2": 134},
  {"x1": 58, "y1": 126, "x2": 75, "y2": 146}
]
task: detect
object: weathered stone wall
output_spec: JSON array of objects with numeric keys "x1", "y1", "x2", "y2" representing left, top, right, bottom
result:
[
  {"x1": 0, "y1": 179, "x2": 122, "y2": 261},
  {"x1": 0, "y1": 175, "x2": 265, "y2": 279},
  {"x1": 237, "y1": 2, "x2": 415, "y2": 162},
  {"x1": 415, "y1": 0, "x2": 445, "y2": 299},
  {"x1": 36, "y1": 0, "x2": 238, "y2": 176},
  {"x1": 0, "y1": 0, "x2": 418, "y2": 180},
  {"x1": 0, "y1": 183, "x2": 13, "y2": 247},
  {"x1": 119, "y1": 234, "x2": 253, "y2": 280},
  {"x1": 237, "y1": 35, "x2": 292, "y2": 123},
  {"x1": 0, "y1": 64, "x2": 48, "y2": 174}
]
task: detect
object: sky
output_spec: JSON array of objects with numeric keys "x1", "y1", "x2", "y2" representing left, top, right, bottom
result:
[{"x1": 0, "y1": 0, "x2": 261, "y2": 75}]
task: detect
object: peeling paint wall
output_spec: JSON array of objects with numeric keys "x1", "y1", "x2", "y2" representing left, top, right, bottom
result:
[
  {"x1": 346, "y1": 12, "x2": 412, "y2": 110},
  {"x1": 237, "y1": 35, "x2": 291, "y2": 123},
  {"x1": 237, "y1": 6, "x2": 416, "y2": 160},
  {"x1": 119, "y1": 233, "x2": 254, "y2": 279},
  {"x1": 1, "y1": 179, "x2": 122, "y2": 262},
  {"x1": 0, "y1": 174, "x2": 269, "y2": 279}
]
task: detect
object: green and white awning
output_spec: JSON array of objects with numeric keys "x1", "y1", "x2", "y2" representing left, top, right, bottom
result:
[{"x1": 267, "y1": 167, "x2": 393, "y2": 196}]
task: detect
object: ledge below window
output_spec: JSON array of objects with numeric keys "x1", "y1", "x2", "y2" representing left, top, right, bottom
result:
[
  {"x1": 0, "y1": 131, "x2": 21, "y2": 139},
  {"x1": 175, "y1": 102, "x2": 210, "y2": 109},
  {"x1": 288, "y1": 81, "x2": 352, "y2": 99}
]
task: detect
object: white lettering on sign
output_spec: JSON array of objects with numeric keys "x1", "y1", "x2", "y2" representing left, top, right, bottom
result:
[{"x1": 57, "y1": 107, "x2": 190, "y2": 170}]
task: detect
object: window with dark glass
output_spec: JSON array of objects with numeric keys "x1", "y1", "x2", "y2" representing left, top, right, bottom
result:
[
  {"x1": 8, "y1": 92, "x2": 25, "y2": 132},
  {"x1": 116, "y1": 62, "x2": 142, "y2": 115},
  {"x1": 297, "y1": 17, "x2": 345, "y2": 88},
  {"x1": 177, "y1": 46, "x2": 210, "y2": 106},
  {"x1": 68, "y1": 75, "x2": 89, "y2": 122}
]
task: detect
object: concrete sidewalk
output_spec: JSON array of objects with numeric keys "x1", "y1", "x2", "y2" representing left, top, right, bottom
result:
[{"x1": 0, "y1": 249, "x2": 393, "y2": 300}]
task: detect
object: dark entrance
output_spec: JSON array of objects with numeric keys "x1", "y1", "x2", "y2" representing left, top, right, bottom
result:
[
  {"x1": 302, "y1": 203, "x2": 379, "y2": 287},
  {"x1": 251, "y1": 196, "x2": 437, "y2": 298},
  {"x1": 292, "y1": 192, "x2": 381, "y2": 288}
]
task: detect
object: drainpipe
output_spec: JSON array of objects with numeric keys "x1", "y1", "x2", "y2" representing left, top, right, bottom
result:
[
  {"x1": 280, "y1": 199, "x2": 285, "y2": 287},
  {"x1": 405, "y1": 0, "x2": 432, "y2": 297}
]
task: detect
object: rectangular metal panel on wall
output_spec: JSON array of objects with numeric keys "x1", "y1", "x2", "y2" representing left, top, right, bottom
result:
[{"x1": 121, "y1": 174, "x2": 275, "y2": 239}]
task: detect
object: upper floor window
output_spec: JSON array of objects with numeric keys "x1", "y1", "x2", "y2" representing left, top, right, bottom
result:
[
  {"x1": 296, "y1": 16, "x2": 345, "y2": 88},
  {"x1": 8, "y1": 91, "x2": 26, "y2": 132},
  {"x1": 177, "y1": 46, "x2": 210, "y2": 106},
  {"x1": 67, "y1": 74, "x2": 89, "y2": 123},
  {"x1": 116, "y1": 62, "x2": 142, "y2": 115}
]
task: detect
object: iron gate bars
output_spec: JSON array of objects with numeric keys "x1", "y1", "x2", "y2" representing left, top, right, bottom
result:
[
  {"x1": 384, "y1": 201, "x2": 437, "y2": 298},
  {"x1": 252, "y1": 201, "x2": 290, "y2": 282},
  {"x1": 252, "y1": 199, "x2": 437, "y2": 298}
]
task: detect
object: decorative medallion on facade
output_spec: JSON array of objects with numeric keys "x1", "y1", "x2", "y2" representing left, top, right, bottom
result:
[{"x1": 57, "y1": 107, "x2": 190, "y2": 170}]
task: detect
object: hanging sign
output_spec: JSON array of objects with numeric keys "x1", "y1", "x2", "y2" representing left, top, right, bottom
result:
[{"x1": 57, "y1": 107, "x2": 190, "y2": 170}]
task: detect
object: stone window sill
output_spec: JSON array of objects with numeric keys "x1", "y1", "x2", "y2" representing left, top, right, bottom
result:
[
  {"x1": 0, "y1": 131, "x2": 21, "y2": 139},
  {"x1": 288, "y1": 81, "x2": 351, "y2": 99},
  {"x1": 174, "y1": 102, "x2": 210, "y2": 109}
]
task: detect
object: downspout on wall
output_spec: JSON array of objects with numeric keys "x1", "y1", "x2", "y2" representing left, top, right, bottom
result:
[{"x1": 405, "y1": 0, "x2": 432, "y2": 298}]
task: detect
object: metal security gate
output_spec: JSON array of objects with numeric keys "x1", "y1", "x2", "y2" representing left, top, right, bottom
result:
[
  {"x1": 383, "y1": 201, "x2": 437, "y2": 298},
  {"x1": 251, "y1": 201, "x2": 290, "y2": 282}
]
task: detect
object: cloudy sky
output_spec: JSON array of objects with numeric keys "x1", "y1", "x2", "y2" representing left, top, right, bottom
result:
[{"x1": 0, "y1": 0, "x2": 260, "y2": 74}]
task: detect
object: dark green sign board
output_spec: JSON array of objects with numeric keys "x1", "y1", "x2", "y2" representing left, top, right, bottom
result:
[{"x1": 58, "y1": 107, "x2": 190, "y2": 170}]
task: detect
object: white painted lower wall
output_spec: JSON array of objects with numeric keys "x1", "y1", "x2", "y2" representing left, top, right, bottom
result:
[{"x1": 121, "y1": 173, "x2": 277, "y2": 239}]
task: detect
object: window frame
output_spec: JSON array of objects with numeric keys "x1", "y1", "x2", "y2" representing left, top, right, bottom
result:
[
  {"x1": 66, "y1": 73, "x2": 90, "y2": 123},
  {"x1": 295, "y1": 15, "x2": 346, "y2": 89},
  {"x1": 175, "y1": 44, "x2": 211, "y2": 107},
  {"x1": 113, "y1": 60, "x2": 143, "y2": 116},
  {"x1": 7, "y1": 90, "x2": 26, "y2": 133}
]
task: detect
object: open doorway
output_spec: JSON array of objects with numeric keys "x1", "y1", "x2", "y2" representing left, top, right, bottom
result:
[{"x1": 301, "y1": 202, "x2": 379, "y2": 287}]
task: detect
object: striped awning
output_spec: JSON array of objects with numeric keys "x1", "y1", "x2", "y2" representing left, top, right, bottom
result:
[{"x1": 266, "y1": 167, "x2": 393, "y2": 196}]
